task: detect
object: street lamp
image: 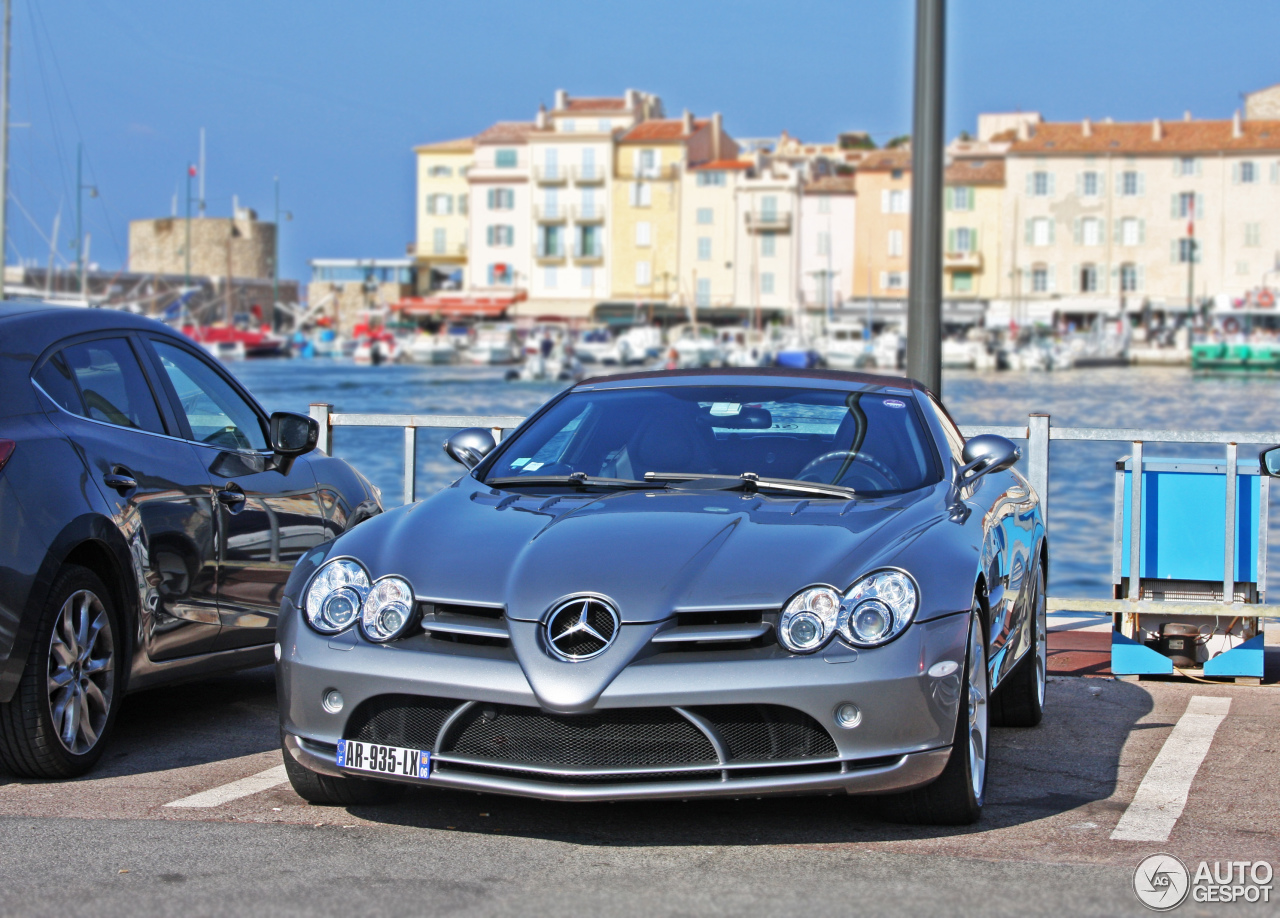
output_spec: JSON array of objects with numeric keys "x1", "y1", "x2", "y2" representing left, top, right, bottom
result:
[{"x1": 73, "y1": 142, "x2": 98, "y2": 293}]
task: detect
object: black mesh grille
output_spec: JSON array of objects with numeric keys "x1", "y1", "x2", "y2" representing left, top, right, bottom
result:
[
  {"x1": 445, "y1": 704, "x2": 717, "y2": 768},
  {"x1": 345, "y1": 694, "x2": 457, "y2": 749},
  {"x1": 438, "y1": 761, "x2": 724, "y2": 785},
  {"x1": 692, "y1": 704, "x2": 838, "y2": 762}
]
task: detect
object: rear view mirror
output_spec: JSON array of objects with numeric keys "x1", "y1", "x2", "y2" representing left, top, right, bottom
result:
[
  {"x1": 960, "y1": 434, "x2": 1021, "y2": 481},
  {"x1": 445, "y1": 428, "x2": 497, "y2": 469},
  {"x1": 270, "y1": 411, "x2": 319, "y2": 456},
  {"x1": 1261, "y1": 446, "x2": 1280, "y2": 477}
]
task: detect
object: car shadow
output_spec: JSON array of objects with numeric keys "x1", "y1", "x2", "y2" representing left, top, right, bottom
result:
[{"x1": 347, "y1": 676, "x2": 1154, "y2": 846}]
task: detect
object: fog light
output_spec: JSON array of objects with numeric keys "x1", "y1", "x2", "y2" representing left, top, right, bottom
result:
[
  {"x1": 834, "y1": 702, "x2": 861, "y2": 729},
  {"x1": 322, "y1": 690, "x2": 344, "y2": 713}
]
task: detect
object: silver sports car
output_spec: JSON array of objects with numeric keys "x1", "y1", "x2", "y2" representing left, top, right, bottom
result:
[{"x1": 277, "y1": 369, "x2": 1047, "y2": 824}]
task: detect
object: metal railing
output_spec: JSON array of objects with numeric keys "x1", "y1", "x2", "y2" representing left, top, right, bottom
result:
[{"x1": 309, "y1": 404, "x2": 1280, "y2": 617}]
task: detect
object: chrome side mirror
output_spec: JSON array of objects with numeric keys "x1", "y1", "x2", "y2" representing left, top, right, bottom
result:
[
  {"x1": 960, "y1": 434, "x2": 1021, "y2": 481},
  {"x1": 444, "y1": 427, "x2": 497, "y2": 469},
  {"x1": 1261, "y1": 446, "x2": 1280, "y2": 477},
  {"x1": 268, "y1": 411, "x2": 319, "y2": 474}
]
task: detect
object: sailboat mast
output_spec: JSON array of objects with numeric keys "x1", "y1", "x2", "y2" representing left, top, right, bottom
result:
[{"x1": 0, "y1": 0, "x2": 11, "y2": 301}]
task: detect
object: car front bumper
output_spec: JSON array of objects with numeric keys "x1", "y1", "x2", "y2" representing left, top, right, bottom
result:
[{"x1": 278, "y1": 603, "x2": 971, "y2": 802}]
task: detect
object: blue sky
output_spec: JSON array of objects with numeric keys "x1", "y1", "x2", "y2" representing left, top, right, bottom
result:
[{"x1": 9, "y1": 0, "x2": 1280, "y2": 285}]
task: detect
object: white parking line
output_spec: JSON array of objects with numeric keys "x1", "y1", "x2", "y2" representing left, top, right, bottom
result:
[
  {"x1": 163, "y1": 764, "x2": 289, "y2": 809},
  {"x1": 1110, "y1": 695, "x2": 1231, "y2": 842}
]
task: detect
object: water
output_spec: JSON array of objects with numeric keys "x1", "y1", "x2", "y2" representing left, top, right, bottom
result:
[{"x1": 230, "y1": 360, "x2": 1280, "y2": 601}]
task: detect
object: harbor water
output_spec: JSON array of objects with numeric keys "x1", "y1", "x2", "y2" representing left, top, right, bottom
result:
[{"x1": 230, "y1": 361, "x2": 1280, "y2": 601}]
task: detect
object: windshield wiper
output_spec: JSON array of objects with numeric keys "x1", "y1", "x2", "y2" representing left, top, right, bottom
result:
[
  {"x1": 643, "y1": 471, "x2": 856, "y2": 500},
  {"x1": 487, "y1": 472, "x2": 651, "y2": 490}
]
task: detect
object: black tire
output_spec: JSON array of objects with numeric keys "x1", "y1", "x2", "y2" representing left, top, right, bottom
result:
[
  {"x1": 0, "y1": 565, "x2": 123, "y2": 778},
  {"x1": 878, "y1": 599, "x2": 988, "y2": 826},
  {"x1": 281, "y1": 732, "x2": 405, "y2": 806},
  {"x1": 990, "y1": 558, "x2": 1047, "y2": 728}
]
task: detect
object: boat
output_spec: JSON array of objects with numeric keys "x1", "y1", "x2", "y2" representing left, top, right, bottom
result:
[
  {"x1": 183, "y1": 324, "x2": 288, "y2": 360},
  {"x1": 615, "y1": 324, "x2": 663, "y2": 364},
  {"x1": 466, "y1": 323, "x2": 522, "y2": 365},
  {"x1": 574, "y1": 326, "x2": 622, "y2": 365},
  {"x1": 352, "y1": 332, "x2": 401, "y2": 365},
  {"x1": 405, "y1": 332, "x2": 460, "y2": 365},
  {"x1": 715, "y1": 327, "x2": 774, "y2": 367},
  {"x1": 666, "y1": 324, "x2": 724, "y2": 368}
]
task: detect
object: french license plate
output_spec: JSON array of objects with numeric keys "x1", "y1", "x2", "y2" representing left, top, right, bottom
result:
[{"x1": 336, "y1": 740, "x2": 431, "y2": 780}]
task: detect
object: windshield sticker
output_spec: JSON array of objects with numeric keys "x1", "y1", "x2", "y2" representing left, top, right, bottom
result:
[
  {"x1": 883, "y1": 398, "x2": 906, "y2": 409},
  {"x1": 511, "y1": 458, "x2": 531, "y2": 467},
  {"x1": 524, "y1": 461, "x2": 545, "y2": 471},
  {"x1": 708, "y1": 402, "x2": 742, "y2": 416}
]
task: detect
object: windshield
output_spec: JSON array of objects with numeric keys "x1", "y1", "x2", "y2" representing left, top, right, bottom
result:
[{"x1": 484, "y1": 385, "x2": 941, "y2": 496}]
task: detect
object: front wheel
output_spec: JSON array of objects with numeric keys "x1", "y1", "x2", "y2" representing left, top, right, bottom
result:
[
  {"x1": 879, "y1": 600, "x2": 988, "y2": 825},
  {"x1": 0, "y1": 565, "x2": 122, "y2": 778}
]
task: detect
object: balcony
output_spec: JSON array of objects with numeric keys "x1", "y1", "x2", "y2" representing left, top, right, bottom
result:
[
  {"x1": 534, "y1": 204, "x2": 568, "y2": 223},
  {"x1": 573, "y1": 246, "x2": 605, "y2": 264},
  {"x1": 943, "y1": 250, "x2": 983, "y2": 271},
  {"x1": 571, "y1": 204, "x2": 606, "y2": 223},
  {"x1": 745, "y1": 211, "x2": 792, "y2": 232},
  {"x1": 621, "y1": 164, "x2": 680, "y2": 181},
  {"x1": 572, "y1": 165, "x2": 606, "y2": 184},
  {"x1": 533, "y1": 245, "x2": 567, "y2": 264},
  {"x1": 533, "y1": 165, "x2": 568, "y2": 185}
]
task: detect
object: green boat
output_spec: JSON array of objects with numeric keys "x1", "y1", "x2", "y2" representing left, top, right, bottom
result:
[{"x1": 1191, "y1": 341, "x2": 1280, "y2": 372}]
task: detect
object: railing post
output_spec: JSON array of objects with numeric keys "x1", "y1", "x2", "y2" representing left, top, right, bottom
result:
[
  {"x1": 403, "y1": 426, "x2": 417, "y2": 505},
  {"x1": 1126, "y1": 440, "x2": 1143, "y2": 638},
  {"x1": 1224, "y1": 442, "x2": 1237, "y2": 604},
  {"x1": 491, "y1": 427, "x2": 503, "y2": 445},
  {"x1": 310, "y1": 403, "x2": 333, "y2": 455},
  {"x1": 1027, "y1": 413, "x2": 1050, "y2": 533}
]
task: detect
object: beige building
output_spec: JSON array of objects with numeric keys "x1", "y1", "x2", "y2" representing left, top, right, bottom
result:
[
  {"x1": 413, "y1": 137, "x2": 474, "y2": 293},
  {"x1": 998, "y1": 112, "x2": 1280, "y2": 324},
  {"x1": 678, "y1": 157, "x2": 749, "y2": 310},
  {"x1": 129, "y1": 209, "x2": 275, "y2": 280},
  {"x1": 943, "y1": 157, "x2": 1005, "y2": 302}
]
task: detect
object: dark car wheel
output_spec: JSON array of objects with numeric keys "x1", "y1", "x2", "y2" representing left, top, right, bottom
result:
[
  {"x1": 879, "y1": 598, "x2": 988, "y2": 826},
  {"x1": 990, "y1": 558, "x2": 1047, "y2": 728},
  {"x1": 281, "y1": 732, "x2": 405, "y2": 806},
  {"x1": 0, "y1": 565, "x2": 122, "y2": 778}
]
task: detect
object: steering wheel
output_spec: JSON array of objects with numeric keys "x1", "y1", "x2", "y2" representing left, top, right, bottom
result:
[
  {"x1": 795, "y1": 450, "x2": 901, "y2": 490},
  {"x1": 83, "y1": 390, "x2": 134, "y2": 428},
  {"x1": 203, "y1": 425, "x2": 251, "y2": 450}
]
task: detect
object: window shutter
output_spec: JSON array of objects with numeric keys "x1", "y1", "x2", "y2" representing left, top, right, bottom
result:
[
  {"x1": 1232, "y1": 162, "x2": 1240, "y2": 184},
  {"x1": 1073, "y1": 218, "x2": 1082, "y2": 244},
  {"x1": 1048, "y1": 220, "x2": 1055, "y2": 244},
  {"x1": 946, "y1": 228, "x2": 955, "y2": 252},
  {"x1": 1047, "y1": 173, "x2": 1056, "y2": 196},
  {"x1": 1025, "y1": 219, "x2": 1033, "y2": 245},
  {"x1": 1196, "y1": 193, "x2": 1205, "y2": 220},
  {"x1": 486, "y1": 226, "x2": 493, "y2": 246},
  {"x1": 632, "y1": 149, "x2": 641, "y2": 175},
  {"x1": 944, "y1": 187, "x2": 953, "y2": 210},
  {"x1": 1138, "y1": 219, "x2": 1146, "y2": 244},
  {"x1": 1076, "y1": 173, "x2": 1083, "y2": 196},
  {"x1": 1070, "y1": 263, "x2": 1080, "y2": 293},
  {"x1": 1136, "y1": 173, "x2": 1145, "y2": 195},
  {"x1": 486, "y1": 189, "x2": 494, "y2": 209},
  {"x1": 1046, "y1": 266, "x2": 1056, "y2": 292},
  {"x1": 1171, "y1": 194, "x2": 1180, "y2": 219},
  {"x1": 971, "y1": 229, "x2": 978, "y2": 251},
  {"x1": 629, "y1": 182, "x2": 639, "y2": 206},
  {"x1": 879, "y1": 271, "x2": 887, "y2": 289},
  {"x1": 1171, "y1": 240, "x2": 1179, "y2": 263},
  {"x1": 881, "y1": 189, "x2": 890, "y2": 213},
  {"x1": 1026, "y1": 173, "x2": 1035, "y2": 195},
  {"x1": 1098, "y1": 172, "x2": 1106, "y2": 195},
  {"x1": 1272, "y1": 161, "x2": 1280, "y2": 183},
  {"x1": 1137, "y1": 266, "x2": 1145, "y2": 290}
]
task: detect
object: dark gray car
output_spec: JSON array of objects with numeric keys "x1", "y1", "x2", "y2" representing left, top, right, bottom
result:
[
  {"x1": 278, "y1": 369, "x2": 1046, "y2": 824},
  {"x1": 0, "y1": 303, "x2": 382, "y2": 778}
]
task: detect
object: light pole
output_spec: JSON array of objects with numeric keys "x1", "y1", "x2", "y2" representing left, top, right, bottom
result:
[
  {"x1": 184, "y1": 164, "x2": 195, "y2": 288},
  {"x1": 74, "y1": 143, "x2": 98, "y2": 293}
]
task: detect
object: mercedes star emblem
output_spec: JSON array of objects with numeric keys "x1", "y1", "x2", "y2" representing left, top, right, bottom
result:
[{"x1": 545, "y1": 596, "x2": 620, "y2": 661}]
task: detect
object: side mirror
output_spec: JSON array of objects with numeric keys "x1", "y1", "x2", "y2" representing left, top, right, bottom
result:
[
  {"x1": 444, "y1": 427, "x2": 497, "y2": 470},
  {"x1": 270, "y1": 411, "x2": 320, "y2": 456},
  {"x1": 1261, "y1": 446, "x2": 1280, "y2": 477},
  {"x1": 960, "y1": 434, "x2": 1021, "y2": 481}
]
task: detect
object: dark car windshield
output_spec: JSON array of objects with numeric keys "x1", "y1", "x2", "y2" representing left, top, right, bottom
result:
[{"x1": 484, "y1": 385, "x2": 941, "y2": 496}]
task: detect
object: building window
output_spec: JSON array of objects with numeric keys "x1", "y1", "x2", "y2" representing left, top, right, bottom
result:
[
  {"x1": 882, "y1": 271, "x2": 905, "y2": 290},
  {"x1": 561, "y1": 119, "x2": 575, "y2": 133},
  {"x1": 1080, "y1": 217, "x2": 1101, "y2": 246},
  {"x1": 629, "y1": 182, "x2": 652, "y2": 206},
  {"x1": 576, "y1": 225, "x2": 601, "y2": 257},
  {"x1": 543, "y1": 188, "x2": 560, "y2": 218},
  {"x1": 426, "y1": 193, "x2": 453, "y2": 215},
  {"x1": 1029, "y1": 217, "x2": 1053, "y2": 247},
  {"x1": 635, "y1": 221, "x2": 651, "y2": 247},
  {"x1": 761, "y1": 232, "x2": 776, "y2": 258},
  {"x1": 581, "y1": 148, "x2": 598, "y2": 181},
  {"x1": 1079, "y1": 263, "x2": 1098, "y2": 293},
  {"x1": 495, "y1": 148, "x2": 517, "y2": 168},
  {"x1": 696, "y1": 207, "x2": 713, "y2": 225},
  {"x1": 949, "y1": 227, "x2": 974, "y2": 253},
  {"x1": 428, "y1": 165, "x2": 452, "y2": 178},
  {"x1": 1240, "y1": 161, "x2": 1257, "y2": 184},
  {"x1": 1174, "y1": 191, "x2": 1198, "y2": 219},
  {"x1": 579, "y1": 188, "x2": 599, "y2": 219},
  {"x1": 544, "y1": 266, "x2": 558, "y2": 288},
  {"x1": 884, "y1": 189, "x2": 908, "y2": 213},
  {"x1": 1080, "y1": 171, "x2": 1100, "y2": 197},
  {"x1": 1179, "y1": 157, "x2": 1198, "y2": 176},
  {"x1": 1031, "y1": 266, "x2": 1049, "y2": 293},
  {"x1": 487, "y1": 263, "x2": 513, "y2": 285},
  {"x1": 638, "y1": 149, "x2": 656, "y2": 177},
  {"x1": 1245, "y1": 222, "x2": 1261, "y2": 247},
  {"x1": 597, "y1": 119, "x2": 610, "y2": 133},
  {"x1": 537, "y1": 225, "x2": 563, "y2": 257},
  {"x1": 1121, "y1": 171, "x2": 1142, "y2": 196},
  {"x1": 950, "y1": 186, "x2": 973, "y2": 210},
  {"x1": 888, "y1": 229, "x2": 904, "y2": 257},
  {"x1": 760, "y1": 272, "x2": 775, "y2": 295},
  {"x1": 432, "y1": 228, "x2": 447, "y2": 255},
  {"x1": 543, "y1": 149, "x2": 559, "y2": 180},
  {"x1": 581, "y1": 266, "x2": 595, "y2": 288},
  {"x1": 697, "y1": 237, "x2": 711, "y2": 261},
  {"x1": 696, "y1": 278, "x2": 711, "y2": 307},
  {"x1": 1176, "y1": 238, "x2": 1199, "y2": 263},
  {"x1": 952, "y1": 271, "x2": 973, "y2": 293},
  {"x1": 1237, "y1": 261, "x2": 1251, "y2": 276},
  {"x1": 485, "y1": 225, "x2": 514, "y2": 247},
  {"x1": 817, "y1": 231, "x2": 831, "y2": 257},
  {"x1": 818, "y1": 196, "x2": 831, "y2": 215},
  {"x1": 636, "y1": 260, "x2": 651, "y2": 287},
  {"x1": 1120, "y1": 218, "x2": 1141, "y2": 246},
  {"x1": 458, "y1": 194, "x2": 468, "y2": 215},
  {"x1": 487, "y1": 188, "x2": 514, "y2": 210},
  {"x1": 1120, "y1": 263, "x2": 1138, "y2": 292},
  {"x1": 1031, "y1": 171, "x2": 1052, "y2": 196},
  {"x1": 697, "y1": 171, "x2": 726, "y2": 186}
]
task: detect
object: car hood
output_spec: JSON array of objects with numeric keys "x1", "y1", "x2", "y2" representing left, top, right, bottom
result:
[{"x1": 338, "y1": 478, "x2": 941, "y2": 623}]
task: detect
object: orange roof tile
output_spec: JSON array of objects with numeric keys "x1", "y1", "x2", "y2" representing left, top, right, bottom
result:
[
  {"x1": 857, "y1": 150, "x2": 913, "y2": 172},
  {"x1": 691, "y1": 159, "x2": 751, "y2": 171},
  {"x1": 945, "y1": 157, "x2": 1005, "y2": 185},
  {"x1": 620, "y1": 118, "x2": 709, "y2": 143},
  {"x1": 1010, "y1": 118, "x2": 1280, "y2": 155},
  {"x1": 564, "y1": 97, "x2": 627, "y2": 112},
  {"x1": 805, "y1": 176, "x2": 856, "y2": 194},
  {"x1": 414, "y1": 137, "x2": 475, "y2": 154},
  {"x1": 474, "y1": 121, "x2": 539, "y2": 144}
]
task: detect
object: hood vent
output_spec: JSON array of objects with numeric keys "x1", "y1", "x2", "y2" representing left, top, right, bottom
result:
[
  {"x1": 650, "y1": 609, "x2": 777, "y2": 652},
  {"x1": 420, "y1": 602, "x2": 509, "y2": 646}
]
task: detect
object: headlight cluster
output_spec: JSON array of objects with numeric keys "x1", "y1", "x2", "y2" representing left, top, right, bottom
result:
[
  {"x1": 779, "y1": 570, "x2": 918, "y2": 653},
  {"x1": 303, "y1": 559, "x2": 416, "y2": 643}
]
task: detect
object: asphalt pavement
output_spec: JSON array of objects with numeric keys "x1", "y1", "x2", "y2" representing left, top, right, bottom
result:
[{"x1": 1, "y1": 662, "x2": 1277, "y2": 917}]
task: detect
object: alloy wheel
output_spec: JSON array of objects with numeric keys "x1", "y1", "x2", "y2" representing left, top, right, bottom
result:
[
  {"x1": 967, "y1": 613, "x2": 989, "y2": 800},
  {"x1": 1034, "y1": 564, "x2": 1048, "y2": 708},
  {"x1": 47, "y1": 589, "x2": 115, "y2": 755}
]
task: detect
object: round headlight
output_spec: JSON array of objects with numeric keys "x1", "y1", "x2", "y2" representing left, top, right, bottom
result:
[
  {"x1": 779, "y1": 586, "x2": 842, "y2": 653},
  {"x1": 360, "y1": 576, "x2": 416, "y2": 643},
  {"x1": 304, "y1": 560, "x2": 370, "y2": 634},
  {"x1": 838, "y1": 570, "x2": 919, "y2": 647}
]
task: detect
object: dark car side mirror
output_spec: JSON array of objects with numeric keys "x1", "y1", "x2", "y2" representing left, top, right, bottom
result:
[
  {"x1": 444, "y1": 427, "x2": 497, "y2": 470},
  {"x1": 269, "y1": 411, "x2": 319, "y2": 473},
  {"x1": 960, "y1": 434, "x2": 1021, "y2": 482},
  {"x1": 1261, "y1": 446, "x2": 1280, "y2": 477}
]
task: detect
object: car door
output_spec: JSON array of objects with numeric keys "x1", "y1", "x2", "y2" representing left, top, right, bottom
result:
[
  {"x1": 142, "y1": 337, "x2": 325, "y2": 651},
  {"x1": 32, "y1": 335, "x2": 222, "y2": 661}
]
